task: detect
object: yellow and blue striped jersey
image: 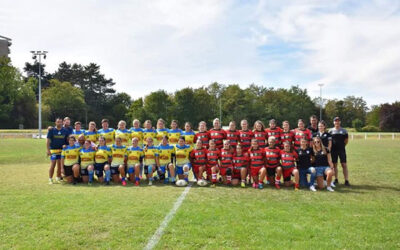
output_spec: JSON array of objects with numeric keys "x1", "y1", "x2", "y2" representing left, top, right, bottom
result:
[
  {"x1": 130, "y1": 127, "x2": 144, "y2": 147},
  {"x1": 143, "y1": 128, "x2": 157, "y2": 145},
  {"x1": 115, "y1": 129, "x2": 131, "y2": 146},
  {"x1": 143, "y1": 145, "x2": 159, "y2": 166},
  {"x1": 168, "y1": 129, "x2": 182, "y2": 145},
  {"x1": 79, "y1": 148, "x2": 96, "y2": 169},
  {"x1": 182, "y1": 130, "x2": 196, "y2": 146},
  {"x1": 127, "y1": 146, "x2": 144, "y2": 166},
  {"x1": 95, "y1": 145, "x2": 111, "y2": 164},
  {"x1": 110, "y1": 145, "x2": 127, "y2": 166},
  {"x1": 156, "y1": 128, "x2": 169, "y2": 146},
  {"x1": 98, "y1": 128, "x2": 115, "y2": 146},
  {"x1": 158, "y1": 144, "x2": 175, "y2": 166},
  {"x1": 61, "y1": 144, "x2": 81, "y2": 166},
  {"x1": 84, "y1": 131, "x2": 98, "y2": 143},
  {"x1": 174, "y1": 144, "x2": 192, "y2": 166},
  {"x1": 72, "y1": 129, "x2": 85, "y2": 136}
]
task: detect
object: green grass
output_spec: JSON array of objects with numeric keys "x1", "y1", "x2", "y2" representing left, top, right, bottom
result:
[{"x1": 1, "y1": 139, "x2": 399, "y2": 249}]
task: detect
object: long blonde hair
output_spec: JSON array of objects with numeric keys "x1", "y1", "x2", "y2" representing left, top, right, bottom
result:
[{"x1": 312, "y1": 136, "x2": 327, "y2": 155}]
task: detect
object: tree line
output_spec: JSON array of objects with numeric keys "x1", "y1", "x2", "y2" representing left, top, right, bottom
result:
[{"x1": 0, "y1": 56, "x2": 399, "y2": 131}]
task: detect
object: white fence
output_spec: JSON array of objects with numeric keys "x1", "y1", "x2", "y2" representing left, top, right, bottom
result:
[{"x1": 349, "y1": 133, "x2": 399, "y2": 140}]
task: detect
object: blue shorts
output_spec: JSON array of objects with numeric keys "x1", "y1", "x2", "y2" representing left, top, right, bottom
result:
[
  {"x1": 159, "y1": 165, "x2": 167, "y2": 174},
  {"x1": 50, "y1": 154, "x2": 61, "y2": 161},
  {"x1": 315, "y1": 166, "x2": 329, "y2": 177},
  {"x1": 176, "y1": 163, "x2": 192, "y2": 175}
]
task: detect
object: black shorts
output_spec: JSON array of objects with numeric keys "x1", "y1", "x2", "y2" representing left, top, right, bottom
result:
[
  {"x1": 80, "y1": 168, "x2": 88, "y2": 176},
  {"x1": 111, "y1": 166, "x2": 120, "y2": 175},
  {"x1": 94, "y1": 163, "x2": 106, "y2": 177},
  {"x1": 331, "y1": 149, "x2": 347, "y2": 163},
  {"x1": 266, "y1": 167, "x2": 277, "y2": 177},
  {"x1": 64, "y1": 165, "x2": 73, "y2": 177}
]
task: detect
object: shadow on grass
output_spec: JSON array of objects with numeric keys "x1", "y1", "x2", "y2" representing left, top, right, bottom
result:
[{"x1": 333, "y1": 184, "x2": 400, "y2": 193}]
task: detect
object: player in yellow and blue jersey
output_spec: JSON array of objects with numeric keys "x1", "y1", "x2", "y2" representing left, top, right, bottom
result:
[
  {"x1": 156, "y1": 118, "x2": 169, "y2": 146},
  {"x1": 79, "y1": 140, "x2": 96, "y2": 185},
  {"x1": 174, "y1": 137, "x2": 193, "y2": 182},
  {"x1": 72, "y1": 121, "x2": 85, "y2": 136},
  {"x1": 168, "y1": 120, "x2": 182, "y2": 146},
  {"x1": 130, "y1": 119, "x2": 144, "y2": 148},
  {"x1": 84, "y1": 121, "x2": 98, "y2": 143},
  {"x1": 110, "y1": 137, "x2": 128, "y2": 185},
  {"x1": 95, "y1": 136, "x2": 112, "y2": 185},
  {"x1": 157, "y1": 135, "x2": 176, "y2": 184},
  {"x1": 47, "y1": 118, "x2": 69, "y2": 184},
  {"x1": 182, "y1": 122, "x2": 195, "y2": 147},
  {"x1": 115, "y1": 120, "x2": 131, "y2": 146},
  {"x1": 143, "y1": 136, "x2": 159, "y2": 185},
  {"x1": 143, "y1": 120, "x2": 157, "y2": 146},
  {"x1": 61, "y1": 135, "x2": 81, "y2": 184},
  {"x1": 98, "y1": 119, "x2": 115, "y2": 146},
  {"x1": 127, "y1": 137, "x2": 143, "y2": 186}
]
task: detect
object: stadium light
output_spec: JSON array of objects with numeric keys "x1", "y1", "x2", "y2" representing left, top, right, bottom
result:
[
  {"x1": 30, "y1": 50, "x2": 48, "y2": 139},
  {"x1": 318, "y1": 83, "x2": 324, "y2": 121}
]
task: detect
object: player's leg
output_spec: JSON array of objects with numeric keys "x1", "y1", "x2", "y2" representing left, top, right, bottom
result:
[
  {"x1": 315, "y1": 167, "x2": 325, "y2": 189},
  {"x1": 308, "y1": 167, "x2": 317, "y2": 191},
  {"x1": 111, "y1": 166, "x2": 120, "y2": 183},
  {"x1": 95, "y1": 163, "x2": 104, "y2": 183},
  {"x1": 119, "y1": 165, "x2": 127, "y2": 186},
  {"x1": 226, "y1": 167, "x2": 233, "y2": 185},
  {"x1": 87, "y1": 164, "x2": 94, "y2": 185},
  {"x1": 275, "y1": 167, "x2": 282, "y2": 189},
  {"x1": 64, "y1": 165, "x2": 73, "y2": 183},
  {"x1": 48, "y1": 158, "x2": 57, "y2": 184},
  {"x1": 211, "y1": 166, "x2": 219, "y2": 187},
  {"x1": 133, "y1": 163, "x2": 141, "y2": 186},
  {"x1": 183, "y1": 164, "x2": 190, "y2": 182},
  {"x1": 104, "y1": 164, "x2": 111, "y2": 185},
  {"x1": 331, "y1": 150, "x2": 339, "y2": 183},
  {"x1": 56, "y1": 158, "x2": 62, "y2": 182},
  {"x1": 168, "y1": 163, "x2": 176, "y2": 184},
  {"x1": 292, "y1": 168, "x2": 299, "y2": 190},
  {"x1": 72, "y1": 164, "x2": 80, "y2": 185},
  {"x1": 340, "y1": 150, "x2": 350, "y2": 185},
  {"x1": 81, "y1": 168, "x2": 89, "y2": 183},
  {"x1": 240, "y1": 167, "x2": 247, "y2": 187},
  {"x1": 325, "y1": 167, "x2": 335, "y2": 191},
  {"x1": 283, "y1": 168, "x2": 293, "y2": 187}
]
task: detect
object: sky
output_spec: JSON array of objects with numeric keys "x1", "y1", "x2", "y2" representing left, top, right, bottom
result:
[{"x1": 1, "y1": 0, "x2": 400, "y2": 107}]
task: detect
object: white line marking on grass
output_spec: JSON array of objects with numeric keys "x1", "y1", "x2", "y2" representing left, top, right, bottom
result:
[{"x1": 144, "y1": 183, "x2": 192, "y2": 250}]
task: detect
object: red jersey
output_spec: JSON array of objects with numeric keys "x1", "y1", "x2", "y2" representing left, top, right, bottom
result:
[
  {"x1": 280, "y1": 130, "x2": 295, "y2": 148},
  {"x1": 190, "y1": 148, "x2": 207, "y2": 167},
  {"x1": 292, "y1": 128, "x2": 312, "y2": 150},
  {"x1": 239, "y1": 130, "x2": 253, "y2": 151},
  {"x1": 220, "y1": 148, "x2": 234, "y2": 168},
  {"x1": 233, "y1": 153, "x2": 249, "y2": 169},
  {"x1": 248, "y1": 148, "x2": 265, "y2": 168},
  {"x1": 264, "y1": 146, "x2": 281, "y2": 168},
  {"x1": 194, "y1": 131, "x2": 210, "y2": 149},
  {"x1": 225, "y1": 130, "x2": 239, "y2": 147},
  {"x1": 280, "y1": 150, "x2": 298, "y2": 168},
  {"x1": 265, "y1": 127, "x2": 283, "y2": 146},
  {"x1": 253, "y1": 129, "x2": 267, "y2": 148},
  {"x1": 209, "y1": 129, "x2": 226, "y2": 149},
  {"x1": 206, "y1": 148, "x2": 220, "y2": 167}
]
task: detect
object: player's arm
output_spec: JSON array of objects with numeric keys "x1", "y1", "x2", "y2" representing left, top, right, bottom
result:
[
  {"x1": 344, "y1": 133, "x2": 349, "y2": 146},
  {"x1": 46, "y1": 138, "x2": 51, "y2": 156}
]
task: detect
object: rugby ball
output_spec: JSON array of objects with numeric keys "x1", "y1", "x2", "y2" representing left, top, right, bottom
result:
[
  {"x1": 197, "y1": 179, "x2": 208, "y2": 187},
  {"x1": 176, "y1": 179, "x2": 188, "y2": 187}
]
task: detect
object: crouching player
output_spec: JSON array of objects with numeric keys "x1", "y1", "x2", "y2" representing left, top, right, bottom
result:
[
  {"x1": 190, "y1": 140, "x2": 208, "y2": 181},
  {"x1": 157, "y1": 136, "x2": 176, "y2": 184},
  {"x1": 61, "y1": 135, "x2": 81, "y2": 184},
  {"x1": 206, "y1": 139, "x2": 221, "y2": 187},
  {"x1": 232, "y1": 143, "x2": 249, "y2": 187},
  {"x1": 110, "y1": 137, "x2": 128, "y2": 185},
  {"x1": 220, "y1": 140, "x2": 234, "y2": 185},
  {"x1": 278, "y1": 141, "x2": 300, "y2": 190},
  {"x1": 264, "y1": 136, "x2": 282, "y2": 189},
  {"x1": 95, "y1": 136, "x2": 112, "y2": 185},
  {"x1": 79, "y1": 140, "x2": 96, "y2": 185},
  {"x1": 143, "y1": 137, "x2": 159, "y2": 185},
  {"x1": 296, "y1": 137, "x2": 317, "y2": 191},
  {"x1": 174, "y1": 137, "x2": 192, "y2": 182},
  {"x1": 248, "y1": 139, "x2": 267, "y2": 189},
  {"x1": 126, "y1": 137, "x2": 143, "y2": 186}
]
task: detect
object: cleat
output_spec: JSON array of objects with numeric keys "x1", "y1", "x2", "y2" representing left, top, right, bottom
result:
[
  {"x1": 122, "y1": 180, "x2": 127, "y2": 186},
  {"x1": 148, "y1": 180, "x2": 152, "y2": 186},
  {"x1": 330, "y1": 182, "x2": 336, "y2": 188},
  {"x1": 241, "y1": 182, "x2": 246, "y2": 188},
  {"x1": 327, "y1": 186, "x2": 335, "y2": 192},
  {"x1": 334, "y1": 179, "x2": 339, "y2": 185},
  {"x1": 48, "y1": 179, "x2": 53, "y2": 185},
  {"x1": 345, "y1": 180, "x2": 350, "y2": 186},
  {"x1": 135, "y1": 181, "x2": 140, "y2": 186},
  {"x1": 309, "y1": 185, "x2": 317, "y2": 192},
  {"x1": 258, "y1": 183, "x2": 263, "y2": 189},
  {"x1": 252, "y1": 183, "x2": 257, "y2": 189},
  {"x1": 295, "y1": 187, "x2": 299, "y2": 191},
  {"x1": 55, "y1": 178, "x2": 61, "y2": 184}
]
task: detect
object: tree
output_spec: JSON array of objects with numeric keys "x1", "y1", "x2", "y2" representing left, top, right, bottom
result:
[
  {"x1": 324, "y1": 96, "x2": 367, "y2": 128},
  {"x1": 0, "y1": 57, "x2": 19, "y2": 127},
  {"x1": 172, "y1": 88, "x2": 197, "y2": 126},
  {"x1": 9, "y1": 77, "x2": 37, "y2": 128},
  {"x1": 127, "y1": 98, "x2": 147, "y2": 125},
  {"x1": 379, "y1": 102, "x2": 400, "y2": 132},
  {"x1": 23, "y1": 61, "x2": 51, "y2": 91},
  {"x1": 42, "y1": 79, "x2": 86, "y2": 123},
  {"x1": 366, "y1": 105, "x2": 380, "y2": 127},
  {"x1": 103, "y1": 92, "x2": 131, "y2": 127},
  {"x1": 143, "y1": 90, "x2": 173, "y2": 123}
]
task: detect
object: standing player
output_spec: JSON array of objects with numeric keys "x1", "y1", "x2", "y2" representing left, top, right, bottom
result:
[
  {"x1": 47, "y1": 118, "x2": 69, "y2": 184},
  {"x1": 143, "y1": 137, "x2": 159, "y2": 185},
  {"x1": 312, "y1": 137, "x2": 335, "y2": 191},
  {"x1": 126, "y1": 137, "x2": 143, "y2": 186},
  {"x1": 174, "y1": 137, "x2": 192, "y2": 183},
  {"x1": 264, "y1": 136, "x2": 281, "y2": 189},
  {"x1": 79, "y1": 140, "x2": 96, "y2": 185},
  {"x1": 253, "y1": 120, "x2": 267, "y2": 148},
  {"x1": 248, "y1": 138, "x2": 267, "y2": 189},
  {"x1": 316, "y1": 120, "x2": 332, "y2": 151},
  {"x1": 190, "y1": 140, "x2": 208, "y2": 181},
  {"x1": 220, "y1": 140, "x2": 234, "y2": 185},
  {"x1": 110, "y1": 137, "x2": 128, "y2": 185},
  {"x1": 94, "y1": 136, "x2": 112, "y2": 184},
  {"x1": 194, "y1": 121, "x2": 210, "y2": 149},
  {"x1": 168, "y1": 120, "x2": 182, "y2": 146},
  {"x1": 296, "y1": 137, "x2": 317, "y2": 191},
  {"x1": 329, "y1": 117, "x2": 350, "y2": 186},
  {"x1": 278, "y1": 141, "x2": 300, "y2": 190},
  {"x1": 239, "y1": 119, "x2": 253, "y2": 152},
  {"x1": 63, "y1": 117, "x2": 73, "y2": 135},
  {"x1": 182, "y1": 122, "x2": 196, "y2": 146},
  {"x1": 209, "y1": 118, "x2": 226, "y2": 149},
  {"x1": 308, "y1": 115, "x2": 319, "y2": 138},
  {"x1": 130, "y1": 119, "x2": 144, "y2": 148},
  {"x1": 225, "y1": 121, "x2": 240, "y2": 149},
  {"x1": 60, "y1": 135, "x2": 81, "y2": 184},
  {"x1": 232, "y1": 143, "x2": 249, "y2": 187},
  {"x1": 206, "y1": 139, "x2": 221, "y2": 187},
  {"x1": 115, "y1": 120, "x2": 131, "y2": 146},
  {"x1": 292, "y1": 119, "x2": 312, "y2": 150},
  {"x1": 98, "y1": 119, "x2": 115, "y2": 146},
  {"x1": 143, "y1": 120, "x2": 157, "y2": 146},
  {"x1": 72, "y1": 121, "x2": 85, "y2": 136},
  {"x1": 156, "y1": 118, "x2": 169, "y2": 146},
  {"x1": 157, "y1": 136, "x2": 176, "y2": 184},
  {"x1": 280, "y1": 121, "x2": 295, "y2": 149},
  {"x1": 265, "y1": 119, "x2": 283, "y2": 148},
  {"x1": 84, "y1": 121, "x2": 98, "y2": 144}
]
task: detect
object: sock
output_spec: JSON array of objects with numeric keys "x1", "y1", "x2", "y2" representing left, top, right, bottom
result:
[
  {"x1": 295, "y1": 183, "x2": 299, "y2": 188},
  {"x1": 149, "y1": 177, "x2": 153, "y2": 181},
  {"x1": 184, "y1": 177, "x2": 189, "y2": 182},
  {"x1": 258, "y1": 180, "x2": 263, "y2": 184},
  {"x1": 275, "y1": 179, "x2": 280, "y2": 185},
  {"x1": 88, "y1": 170, "x2": 94, "y2": 182},
  {"x1": 184, "y1": 171, "x2": 189, "y2": 182},
  {"x1": 135, "y1": 177, "x2": 140, "y2": 182},
  {"x1": 212, "y1": 174, "x2": 217, "y2": 183},
  {"x1": 121, "y1": 177, "x2": 126, "y2": 182},
  {"x1": 227, "y1": 175, "x2": 232, "y2": 183},
  {"x1": 105, "y1": 170, "x2": 111, "y2": 182},
  {"x1": 241, "y1": 179, "x2": 245, "y2": 183}
]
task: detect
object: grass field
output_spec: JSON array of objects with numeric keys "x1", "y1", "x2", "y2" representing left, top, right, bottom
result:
[{"x1": 1, "y1": 139, "x2": 399, "y2": 249}]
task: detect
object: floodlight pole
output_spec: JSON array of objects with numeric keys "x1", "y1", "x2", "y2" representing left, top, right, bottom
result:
[{"x1": 318, "y1": 83, "x2": 324, "y2": 121}]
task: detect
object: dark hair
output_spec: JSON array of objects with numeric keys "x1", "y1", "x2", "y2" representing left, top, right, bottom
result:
[
  {"x1": 101, "y1": 119, "x2": 109, "y2": 124},
  {"x1": 178, "y1": 136, "x2": 185, "y2": 141},
  {"x1": 68, "y1": 135, "x2": 76, "y2": 141},
  {"x1": 55, "y1": 117, "x2": 63, "y2": 122},
  {"x1": 74, "y1": 121, "x2": 81, "y2": 126},
  {"x1": 310, "y1": 115, "x2": 317, "y2": 120}
]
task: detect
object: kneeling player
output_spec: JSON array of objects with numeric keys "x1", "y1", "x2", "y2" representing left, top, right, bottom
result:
[
  {"x1": 79, "y1": 140, "x2": 96, "y2": 185},
  {"x1": 94, "y1": 136, "x2": 112, "y2": 184},
  {"x1": 206, "y1": 139, "x2": 221, "y2": 187},
  {"x1": 232, "y1": 143, "x2": 249, "y2": 187},
  {"x1": 248, "y1": 139, "x2": 266, "y2": 189},
  {"x1": 127, "y1": 137, "x2": 143, "y2": 186},
  {"x1": 264, "y1": 136, "x2": 281, "y2": 189},
  {"x1": 174, "y1": 137, "x2": 192, "y2": 182},
  {"x1": 158, "y1": 136, "x2": 176, "y2": 184},
  {"x1": 278, "y1": 141, "x2": 300, "y2": 190},
  {"x1": 61, "y1": 135, "x2": 81, "y2": 184},
  {"x1": 190, "y1": 140, "x2": 208, "y2": 181},
  {"x1": 220, "y1": 140, "x2": 234, "y2": 185}
]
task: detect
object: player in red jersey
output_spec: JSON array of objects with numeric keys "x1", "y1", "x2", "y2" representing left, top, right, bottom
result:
[
  {"x1": 277, "y1": 141, "x2": 300, "y2": 190},
  {"x1": 265, "y1": 119, "x2": 283, "y2": 147},
  {"x1": 253, "y1": 120, "x2": 267, "y2": 148},
  {"x1": 292, "y1": 119, "x2": 312, "y2": 150},
  {"x1": 220, "y1": 140, "x2": 235, "y2": 185},
  {"x1": 264, "y1": 136, "x2": 282, "y2": 189},
  {"x1": 206, "y1": 139, "x2": 221, "y2": 187},
  {"x1": 209, "y1": 118, "x2": 226, "y2": 149},
  {"x1": 232, "y1": 143, "x2": 249, "y2": 187},
  {"x1": 248, "y1": 139, "x2": 267, "y2": 189},
  {"x1": 190, "y1": 140, "x2": 208, "y2": 181},
  {"x1": 225, "y1": 121, "x2": 240, "y2": 148},
  {"x1": 239, "y1": 119, "x2": 253, "y2": 153},
  {"x1": 194, "y1": 121, "x2": 210, "y2": 149},
  {"x1": 280, "y1": 120, "x2": 295, "y2": 149}
]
